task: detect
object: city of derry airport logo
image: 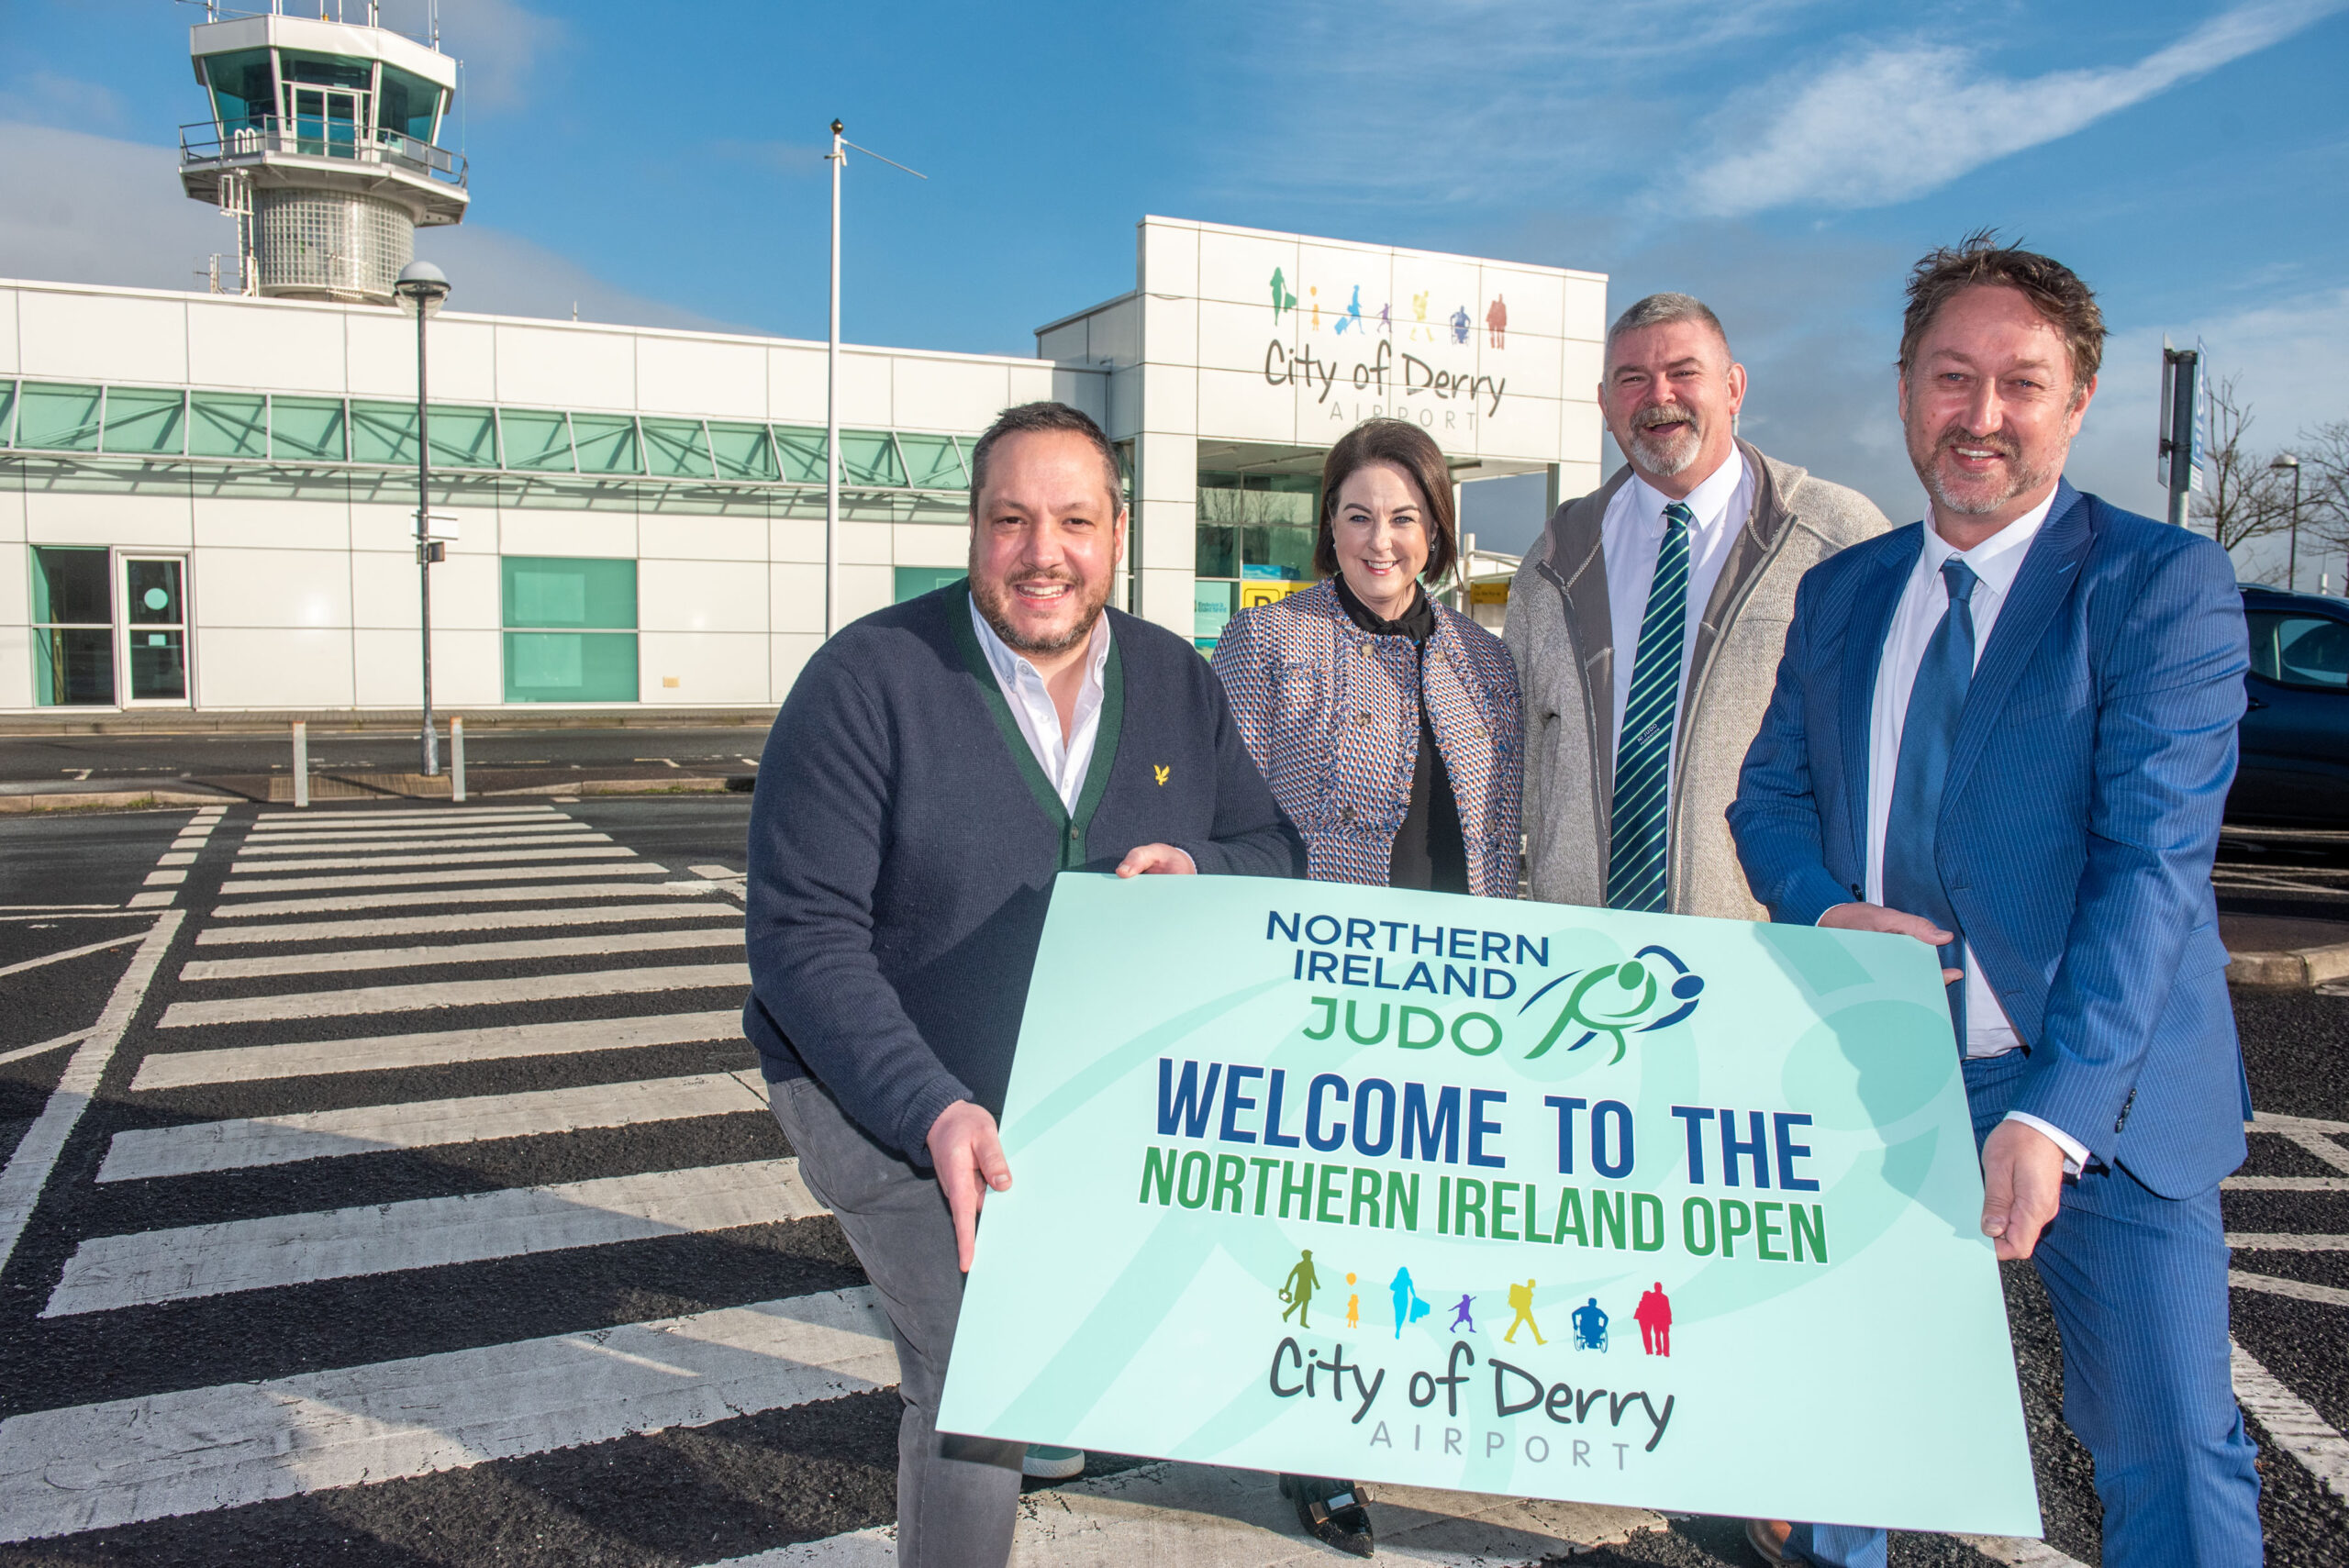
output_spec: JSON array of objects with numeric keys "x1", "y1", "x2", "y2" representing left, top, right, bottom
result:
[{"x1": 1264, "y1": 266, "x2": 1508, "y2": 424}]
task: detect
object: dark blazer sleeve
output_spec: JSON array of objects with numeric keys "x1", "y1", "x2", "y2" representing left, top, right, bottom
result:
[
  {"x1": 2013, "y1": 533, "x2": 2248, "y2": 1159},
  {"x1": 1181, "y1": 646, "x2": 1308, "y2": 880},
  {"x1": 1728, "y1": 571, "x2": 1856, "y2": 926},
  {"x1": 744, "y1": 643, "x2": 973, "y2": 1161}
]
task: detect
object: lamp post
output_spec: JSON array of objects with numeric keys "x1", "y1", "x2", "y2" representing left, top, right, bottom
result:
[
  {"x1": 2273, "y1": 452, "x2": 2303, "y2": 594},
  {"x1": 395, "y1": 260, "x2": 451, "y2": 776}
]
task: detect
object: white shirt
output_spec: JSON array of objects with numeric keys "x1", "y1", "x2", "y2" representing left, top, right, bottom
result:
[
  {"x1": 1864, "y1": 492, "x2": 2087, "y2": 1169},
  {"x1": 969, "y1": 595, "x2": 1111, "y2": 812},
  {"x1": 1602, "y1": 450, "x2": 1753, "y2": 801}
]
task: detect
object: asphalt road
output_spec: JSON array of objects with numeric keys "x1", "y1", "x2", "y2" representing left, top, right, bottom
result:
[
  {"x1": 0, "y1": 726, "x2": 774, "y2": 785},
  {"x1": 0, "y1": 799, "x2": 2341, "y2": 1566}
]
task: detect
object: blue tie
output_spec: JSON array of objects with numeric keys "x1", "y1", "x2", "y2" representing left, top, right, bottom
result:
[
  {"x1": 1884, "y1": 557, "x2": 1978, "y2": 1042},
  {"x1": 1606, "y1": 501, "x2": 1693, "y2": 912}
]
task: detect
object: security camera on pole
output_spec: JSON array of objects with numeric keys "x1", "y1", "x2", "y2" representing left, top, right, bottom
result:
[{"x1": 395, "y1": 259, "x2": 452, "y2": 776}]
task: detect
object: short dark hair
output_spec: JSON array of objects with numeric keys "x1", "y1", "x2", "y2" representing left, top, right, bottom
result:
[
  {"x1": 1605, "y1": 292, "x2": 1730, "y2": 361},
  {"x1": 1899, "y1": 229, "x2": 2105, "y2": 395},
  {"x1": 1313, "y1": 419, "x2": 1460, "y2": 583},
  {"x1": 966, "y1": 401, "x2": 1124, "y2": 513}
]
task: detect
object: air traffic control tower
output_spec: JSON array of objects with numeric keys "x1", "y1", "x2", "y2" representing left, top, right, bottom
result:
[{"x1": 177, "y1": 2, "x2": 468, "y2": 305}]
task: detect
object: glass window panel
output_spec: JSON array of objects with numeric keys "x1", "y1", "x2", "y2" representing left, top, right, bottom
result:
[
  {"x1": 17, "y1": 383, "x2": 103, "y2": 451},
  {"x1": 709, "y1": 421, "x2": 777, "y2": 482},
  {"x1": 350, "y1": 400, "x2": 420, "y2": 465},
  {"x1": 33, "y1": 628, "x2": 115, "y2": 706},
  {"x1": 774, "y1": 426, "x2": 828, "y2": 484},
  {"x1": 500, "y1": 408, "x2": 574, "y2": 472},
  {"x1": 502, "y1": 556, "x2": 637, "y2": 630},
  {"x1": 0, "y1": 381, "x2": 16, "y2": 446},
  {"x1": 190, "y1": 392, "x2": 268, "y2": 458},
  {"x1": 893, "y1": 566, "x2": 967, "y2": 603},
  {"x1": 1241, "y1": 525, "x2": 1318, "y2": 580},
  {"x1": 103, "y1": 388, "x2": 186, "y2": 455},
  {"x1": 840, "y1": 430, "x2": 907, "y2": 487},
  {"x1": 1194, "y1": 579, "x2": 1236, "y2": 646},
  {"x1": 1195, "y1": 524, "x2": 1238, "y2": 579},
  {"x1": 126, "y1": 560, "x2": 185, "y2": 627},
  {"x1": 202, "y1": 48, "x2": 275, "y2": 129},
  {"x1": 378, "y1": 64, "x2": 440, "y2": 140},
  {"x1": 2250, "y1": 613, "x2": 2349, "y2": 690},
  {"x1": 281, "y1": 50, "x2": 371, "y2": 89},
  {"x1": 897, "y1": 432, "x2": 964, "y2": 489},
  {"x1": 128, "y1": 629, "x2": 188, "y2": 701},
  {"x1": 503, "y1": 631, "x2": 638, "y2": 703},
  {"x1": 32, "y1": 547, "x2": 111, "y2": 626},
  {"x1": 271, "y1": 395, "x2": 346, "y2": 461},
  {"x1": 429, "y1": 404, "x2": 498, "y2": 469},
  {"x1": 641, "y1": 417, "x2": 714, "y2": 480},
  {"x1": 571, "y1": 414, "x2": 641, "y2": 475}
]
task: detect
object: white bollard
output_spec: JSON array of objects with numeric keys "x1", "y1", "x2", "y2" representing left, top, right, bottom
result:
[
  {"x1": 451, "y1": 716, "x2": 467, "y2": 804},
  {"x1": 292, "y1": 720, "x2": 309, "y2": 809}
]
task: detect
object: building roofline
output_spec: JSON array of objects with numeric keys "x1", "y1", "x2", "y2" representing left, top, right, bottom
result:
[
  {"x1": 1030, "y1": 290, "x2": 1138, "y2": 340},
  {"x1": 1136, "y1": 215, "x2": 1609, "y2": 284}
]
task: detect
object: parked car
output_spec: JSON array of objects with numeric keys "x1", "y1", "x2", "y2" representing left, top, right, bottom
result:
[{"x1": 2227, "y1": 584, "x2": 2349, "y2": 826}]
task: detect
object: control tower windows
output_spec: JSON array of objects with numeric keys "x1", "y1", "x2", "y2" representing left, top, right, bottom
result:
[
  {"x1": 379, "y1": 65, "x2": 443, "y2": 144},
  {"x1": 203, "y1": 49, "x2": 275, "y2": 132}
]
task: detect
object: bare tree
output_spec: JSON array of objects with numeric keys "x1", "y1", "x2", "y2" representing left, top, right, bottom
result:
[
  {"x1": 2191, "y1": 375, "x2": 2293, "y2": 575},
  {"x1": 2296, "y1": 418, "x2": 2349, "y2": 587}
]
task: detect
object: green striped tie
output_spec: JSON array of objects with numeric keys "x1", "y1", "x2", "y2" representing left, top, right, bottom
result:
[{"x1": 1606, "y1": 501, "x2": 1693, "y2": 913}]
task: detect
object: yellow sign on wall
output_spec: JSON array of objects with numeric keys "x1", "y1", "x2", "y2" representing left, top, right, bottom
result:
[{"x1": 1239, "y1": 579, "x2": 1310, "y2": 611}]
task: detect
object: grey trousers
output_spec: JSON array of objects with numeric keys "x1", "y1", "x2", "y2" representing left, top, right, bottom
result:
[{"x1": 769, "y1": 1074, "x2": 1025, "y2": 1568}]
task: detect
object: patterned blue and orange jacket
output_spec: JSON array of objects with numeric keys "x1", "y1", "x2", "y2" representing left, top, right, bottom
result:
[{"x1": 1211, "y1": 579, "x2": 1522, "y2": 898}]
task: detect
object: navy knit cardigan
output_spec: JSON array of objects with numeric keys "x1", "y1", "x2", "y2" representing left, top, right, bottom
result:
[{"x1": 743, "y1": 584, "x2": 1306, "y2": 1161}]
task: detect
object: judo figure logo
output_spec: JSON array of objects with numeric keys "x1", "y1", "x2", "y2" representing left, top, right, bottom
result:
[{"x1": 1520, "y1": 945, "x2": 1706, "y2": 1064}]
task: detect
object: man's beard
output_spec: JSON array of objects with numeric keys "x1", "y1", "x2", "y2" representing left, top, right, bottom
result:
[
  {"x1": 1625, "y1": 404, "x2": 1704, "y2": 477},
  {"x1": 969, "y1": 566, "x2": 1112, "y2": 657},
  {"x1": 1910, "y1": 425, "x2": 2055, "y2": 517}
]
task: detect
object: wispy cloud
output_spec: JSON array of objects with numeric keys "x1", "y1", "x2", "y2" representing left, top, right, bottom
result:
[
  {"x1": 380, "y1": 0, "x2": 568, "y2": 114},
  {"x1": 1679, "y1": 0, "x2": 2348, "y2": 217}
]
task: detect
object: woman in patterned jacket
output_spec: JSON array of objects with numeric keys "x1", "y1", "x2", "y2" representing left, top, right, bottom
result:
[{"x1": 1208, "y1": 418, "x2": 1523, "y2": 1558}]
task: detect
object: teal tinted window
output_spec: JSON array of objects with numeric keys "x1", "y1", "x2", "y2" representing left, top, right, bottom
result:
[
  {"x1": 30, "y1": 547, "x2": 113, "y2": 706},
  {"x1": 774, "y1": 426, "x2": 828, "y2": 484},
  {"x1": 895, "y1": 566, "x2": 967, "y2": 602},
  {"x1": 190, "y1": 392, "x2": 267, "y2": 457},
  {"x1": 642, "y1": 417, "x2": 714, "y2": 479},
  {"x1": 898, "y1": 432, "x2": 964, "y2": 489},
  {"x1": 1194, "y1": 579, "x2": 1236, "y2": 647},
  {"x1": 378, "y1": 64, "x2": 440, "y2": 140},
  {"x1": 500, "y1": 409, "x2": 573, "y2": 472},
  {"x1": 502, "y1": 632, "x2": 639, "y2": 703},
  {"x1": 202, "y1": 48, "x2": 273, "y2": 128},
  {"x1": 429, "y1": 404, "x2": 499, "y2": 469},
  {"x1": 17, "y1": 383, "x2": 102, "y2": 451},
  {"x1": 31, "y1": 545, "x2": 110, "y2": 625},
  {"x1": 841, "y1": 430, "x2": 906, "y2": 487},
  {"x1": 271, "y1": 395, "x2": 346, "y2": 461},
  {"x1": 282, "y1": 51, "x2": 370, "y2": 88},
  {"x1": 0, "y1": 381, "x2": 17, "y2": 446},
  {"x1": 351, "y1": 400, "x2": 419, "y2": 464},
  {"x1": 102, "y1": 388, "x2": 186, "y2": 455},
  {"x1": 572, "y1": 414, "x2": 641, "y2": 475},
  {"x1": 709, "y1": 421, "x2": 777, "y2": 481},
  {"x1": 503, "y1": 556, "x2": 637, "y2": 630}
]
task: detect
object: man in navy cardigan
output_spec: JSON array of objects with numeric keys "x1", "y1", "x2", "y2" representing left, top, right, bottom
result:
[{"x1": 745, "y1": 402, "x2": 1301, "y2": 1568}]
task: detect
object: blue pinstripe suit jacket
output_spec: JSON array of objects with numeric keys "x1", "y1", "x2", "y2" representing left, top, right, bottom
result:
[{"x1": 1729, "y1": 482, "x2": 2252, "y2": 1198}]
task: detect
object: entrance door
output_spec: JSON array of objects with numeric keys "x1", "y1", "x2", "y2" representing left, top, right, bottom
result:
[
  {"x1": 290, "y1": 87, "x2": 364, "y2": 157},
  {"x1": 119, "y1": 556, "x2": 191, "y2": 706}
]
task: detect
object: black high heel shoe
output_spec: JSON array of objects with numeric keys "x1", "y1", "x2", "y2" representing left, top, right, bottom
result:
[{"x1": 1280, "y1": 1473, "x2": 1375, "y2": 1557}]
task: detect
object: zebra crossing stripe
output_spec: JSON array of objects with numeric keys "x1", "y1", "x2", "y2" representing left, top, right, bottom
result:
[
  {"x1": 97, "y1": 1073, "x2": 770, "y2": 1182},
  {"x1": 241, "y1": 821, "x2": 593, "y2": 844},
  {"x1": 0, "y1": 1285, "x2": 896, "y2": 1544},
  {"x1": 43, "y1": 1158, "x2": 824, "y2": 1316},
  {"x1": 235, "y1": 831, "x2": 607, "y2": 858},
  {"x1": 130, "y1": 1009, "x2": 746, "y2": 1091},
  {"x1": 157, "y1": 962, "x2": 750, "y2": 1028},
  {"x1": 195, "y1": 901, "x2": 738, "y2": 945},
  {"x1": 2221, "y1": 1176, "x2": 2349, "y2": 1193},
  {"x1": 2230, "y1": 1270, "x2": 2349, "y2": 1308},
  {"x1": 2232, "y1": 1336, "x2": 2349, "y2": 1499},
  {"x1": 250, "y1": 806, "x2": 558, "y2": 829},
  {"x1": 2226, "y1": 1233, "x2": 2349, "y2": 1251},
  {"x1": 208, "y1": 880, "x2": 716, "y2": 917},
  {"x1": 219, "y1": 862, "x2": 674, "y2": 895},
  {"x1": 179, "y1": 925, "x2": 744, "y2": 982},
  {"x1": 227, "y1": 845, "x2": 633, "y2": 874}
]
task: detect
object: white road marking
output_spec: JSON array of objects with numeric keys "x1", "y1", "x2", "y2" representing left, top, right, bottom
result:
[
  {"x1": 126, "y1": 892, "x2": 177, "y2": 909},
  {"x1": 2230, "y1": 1270, "x2": 2349, "y2": 1307},
  {"x1": 2229, "y1": 1233, "x2": 2349, "y2": 1251},
  {"x1": 2256, "y1": 1110, "x2": 2349, "y2": 1137},
  {"x1": 735, "y1": 1464, "x2": 1664, "y2": 1568},
  {"x1": 180, "y1": 926, "x2": 743, "y2": 982},
  {"x1": 44, "y1": 1157, "x2": 822, "y2": 1316},
  {"x1": 2232, "y1": 1336, "x2": 2349, "y2": 1500},
  {"x1": 690, "y1": 864, "x2": 745, "y2": 881},
  {"x1": 2220, "y1": 1176, "x2": 2349, "y2": 1193},
  {"x1": 0, "y1": 1031, "x2": 92, "y2": 1068},
  {"x1": 234, "y1": 831, "x2": 606, "y2": 858},
  {"x1": 209, "y1": 879, "x2": 714, "y2": 918},
  {"x1": 158, "y1": 962, "x2": 750, "y2": 1028},
  {"x1": 219, "y1": 862, "x2": 671, "y2": 895},
  {"x1": 141, "y1": 869, "x2": 186, "y2": 886},
  {"x1": 155, "y1": 852, "x2": 196, "y2": 867},
  {"x1": 131, "y1": 1009, "x2": 745, "y2": 1091},
  {"x1": 2277, "y1": 1130, "x2": 2349, "y2": 1176},
  {"x1": 0, "y1": 913, "x2": 181, "y2": 1278},
  {"x1": 0, "y1": 1286, "x2": 895, "y2": 1544},
  {"x1": 225, "y1": 845, "x2": 632, "y2": 874},
  {"x1": 240, "y1": 821, "x2": 590, "y2": 845},
  {"x1": 0, "y1": 931, "x2": 146, "y2": 980},
  {"x1": 250, "y1": 806, "x2": 556, "y2": 830},
  {"x1": 99, "y1": 1073, "x2": 769, "y2": 1182},
  {"x1": 1953, "y1": 1536, "x2": 2093, "y2": 1568},
  {"x1": 196, "y1": 901, "x2": 735, "y2": 945}
]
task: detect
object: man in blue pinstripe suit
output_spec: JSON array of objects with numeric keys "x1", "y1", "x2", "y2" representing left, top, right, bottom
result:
[{"x1": 1729, "y1": 235, "x2": 2263, "y2": 1568}]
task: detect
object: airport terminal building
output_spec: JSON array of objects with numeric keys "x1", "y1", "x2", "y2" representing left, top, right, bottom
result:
[{"x1": 1, "y1": 12, "x2": 1605, "y2": 717}]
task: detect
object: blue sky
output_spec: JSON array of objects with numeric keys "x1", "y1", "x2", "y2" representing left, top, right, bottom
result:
[{"x1": 5, "y1": 0, "x2": 2347, "y2": 563}]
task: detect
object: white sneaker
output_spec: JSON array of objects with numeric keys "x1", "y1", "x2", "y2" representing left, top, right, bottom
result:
[{"x1": 1021, "y1": 1444, "x2": 1085, "y2": 1481}]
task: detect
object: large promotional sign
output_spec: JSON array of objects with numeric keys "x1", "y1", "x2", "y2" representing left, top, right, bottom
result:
[{"x1": 937, "y1": 875, "x2": 2042, "y2": 1537}]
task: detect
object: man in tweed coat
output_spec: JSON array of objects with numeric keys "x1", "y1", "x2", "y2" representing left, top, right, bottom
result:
[{"x1": 1505, "y1": 294, "x2": 1891, "y2": 917}]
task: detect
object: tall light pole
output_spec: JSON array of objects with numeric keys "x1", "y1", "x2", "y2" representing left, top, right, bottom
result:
[
  {"x1": 395, "y1": 260, "x2": 451, "y2": 775},
  {"x1": 822, "y1": 120, "x2": 925, "y2": 639},
  {"x1": 2273, "y1": 453, "x2": 2303, "y2": 594}
]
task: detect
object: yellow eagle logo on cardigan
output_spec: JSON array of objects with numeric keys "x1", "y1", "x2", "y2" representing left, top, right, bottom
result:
[{"x1": 1152, "y1": 764, "x2": 1171, "y2": 785}]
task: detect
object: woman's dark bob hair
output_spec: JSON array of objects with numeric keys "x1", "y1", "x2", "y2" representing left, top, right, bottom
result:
[{"x1": 1313, "y1": 418, "x2": 1460, "y2": 583}]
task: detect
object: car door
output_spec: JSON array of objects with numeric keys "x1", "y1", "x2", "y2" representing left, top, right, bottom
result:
[{"x1": 2232, "y1": 606, "x2": 2349, "y2": 824}]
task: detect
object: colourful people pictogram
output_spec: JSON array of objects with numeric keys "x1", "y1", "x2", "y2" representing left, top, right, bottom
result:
[
  {"x1": 1280, "y1": 1249, "x2": 1321, "y2": 1327},
  {"x1": 1270, "y1": 266, "x2": 1297, "y2": 323},
  {"x1": 1635, "y1": 1282, "x2": 1672, "y2": 1356},
  {"x1": 1410, "y1": 292, "x2": 1431, "y2": 341},
  {"x1": 1450, "y1": 305, "x2": 1471, "y2": 345},
  {"x1": 1486, "y1": 294, "x2": 1508, "y2": 348},
  {"x1": 1310, "y1": 286, "x2": 1321, "y2": 332},
  {"x1": 1389, "y1": 1267, "x2": 1431, "y2": 1338},
  {"x1": 1448, "y1": 1292, "x2": 1476, "y2": 1333},
  {"x1": 1504, "y1": 1279, "x2": 1545, "y2": 1345},
  {"x1": 1572, "y1": 1296, "x2": 1609, "y2": 1351},
  {"x1": 1345, "y1": 1273, "x2": 1361, "y2": 1329}
]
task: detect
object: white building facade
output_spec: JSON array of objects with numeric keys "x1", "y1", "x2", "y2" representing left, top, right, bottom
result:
[{"x1": 1, "y1": 220, "x2": 1605, "y2": 716}]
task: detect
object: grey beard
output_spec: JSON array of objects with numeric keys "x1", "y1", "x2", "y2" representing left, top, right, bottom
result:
[{"x1": 1628, "y1": 424, "x2": 1702, "y2": 477}]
